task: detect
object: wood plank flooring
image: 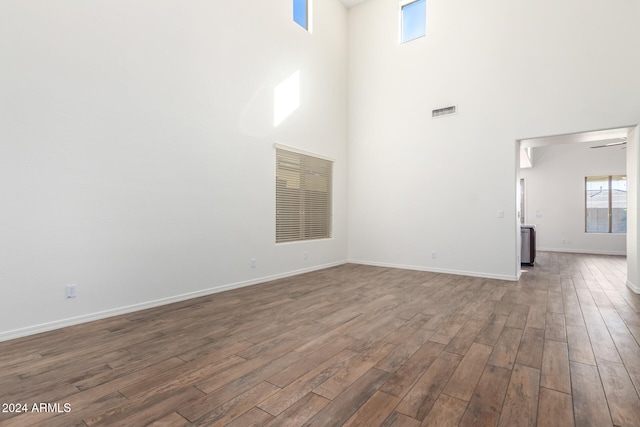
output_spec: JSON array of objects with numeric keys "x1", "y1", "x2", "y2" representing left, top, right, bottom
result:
[{"x1": 1, "y1": 252, "x2": 639, "y2": 426}]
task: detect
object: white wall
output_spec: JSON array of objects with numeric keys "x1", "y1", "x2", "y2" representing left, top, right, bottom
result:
[
  {"x1": 347, "y1": 0, "x2": 640, "y2": 280},
  {"x1": 0, "y1": 0, "x2": 349, "y2": 340},
  {"x1": 627, "y1": 126, "x2": 639, "y2": 292},
  {"x1": 520, "y1": 142, "x2": 626, "y2": 255}
]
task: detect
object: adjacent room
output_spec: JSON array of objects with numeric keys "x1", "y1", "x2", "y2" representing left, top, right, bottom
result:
[
  {"x1": 1, "y1": 0, "x2": 639, "y2": 425},
  {"x1": 519, "y1": 128, "x2": 631, "y2": 257}
]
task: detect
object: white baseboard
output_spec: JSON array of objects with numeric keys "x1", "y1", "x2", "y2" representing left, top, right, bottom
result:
[
  {"x1": 0, "y1": 260, "x2": 347, "y2": 343},
  {"x1": 627, "y1": 280, "x2": 640, "y2": 294},
  {"x1": 348, "y1": 259, "x2": 519, "y2": 282},
  {"x1": 538, "y1": 247, "x2": 627, "y2": 256}
]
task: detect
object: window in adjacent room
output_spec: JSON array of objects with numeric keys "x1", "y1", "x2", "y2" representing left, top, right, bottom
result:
[
  {"x1": 293, "y1": 0, "x2": 311, "y2": 31},
  {"x1": 400, "y1": 0, "x2": 426, "y2": 43},
  {"x1": 276, "y1": 146, "x2": 332, "y2": 243},
  {"x1": 520, "y1": 178, "x2": 525, "y2": 224},
  {"x1": 585, "y1": 175, "x2": 627, "y2": 233}
]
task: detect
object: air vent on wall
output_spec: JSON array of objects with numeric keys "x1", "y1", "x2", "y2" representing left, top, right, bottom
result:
[{"x1": 432, "y1": 105, "x2": 457, "y2": 118}]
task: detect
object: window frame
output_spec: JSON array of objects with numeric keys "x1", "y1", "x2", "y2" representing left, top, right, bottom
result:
[
  {"x1": 399, "y1": 0, "x2": 427, "y2": 44},
  {"x1": 585, "y1": 175, "x2": 627, "y2": 234},
  {"x1": 275, "y1": 144, "x2": 333, "y2": 244}
]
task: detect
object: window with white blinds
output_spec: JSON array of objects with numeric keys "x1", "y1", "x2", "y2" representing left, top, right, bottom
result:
[{"x1": 276, "y1": 147, "x2": 332, "y2": 243}]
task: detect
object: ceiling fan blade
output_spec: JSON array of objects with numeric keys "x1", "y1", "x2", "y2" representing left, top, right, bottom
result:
[{"x1": 590, "y1": 140, "x2": 627, "y2": 149}]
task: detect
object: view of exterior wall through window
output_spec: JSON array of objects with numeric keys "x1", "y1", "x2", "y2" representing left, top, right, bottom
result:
[{"x1": 585, "y1": 175, "x2": 627, "y2": 233}]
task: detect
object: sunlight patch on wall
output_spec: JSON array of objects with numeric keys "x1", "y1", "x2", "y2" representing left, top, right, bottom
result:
[{"x1": 274, "y1": 71, "x2": 300, "y2": 127}]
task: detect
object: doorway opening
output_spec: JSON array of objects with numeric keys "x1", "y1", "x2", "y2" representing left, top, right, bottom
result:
[{"x1": 515, "y1": 125, "x2": 637, "y2": 291}]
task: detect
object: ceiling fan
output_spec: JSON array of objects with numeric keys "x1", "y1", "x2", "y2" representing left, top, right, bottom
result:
[{"x1": 590, "y1": 137, "x2": 627, "y2": 149}]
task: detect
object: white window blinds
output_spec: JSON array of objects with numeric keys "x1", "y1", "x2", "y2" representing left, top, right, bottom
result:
[{"x1": 276, "y1": 147, "x2": 332, "y2": 243}]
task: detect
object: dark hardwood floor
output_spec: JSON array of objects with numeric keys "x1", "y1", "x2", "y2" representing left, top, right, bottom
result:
[{"x1": 1, "y1": 252, "x2": 640, "y2": 426}]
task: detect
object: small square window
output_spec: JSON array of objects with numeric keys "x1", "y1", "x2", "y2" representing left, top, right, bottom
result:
[
  {"x1": 294, "y1": 0, "x2": 309, "y2": 31},
  {"x1": 401, "y1": 0, "x2": 426, "y2": 43}
]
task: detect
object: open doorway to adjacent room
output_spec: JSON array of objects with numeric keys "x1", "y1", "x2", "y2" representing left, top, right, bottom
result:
[{"x1": 516, "y1": 126, "x2": 637, "y2": 287}]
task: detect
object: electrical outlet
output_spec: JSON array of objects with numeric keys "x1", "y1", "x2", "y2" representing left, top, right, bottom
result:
[
  {"x1": 66, "y1": 284, "x2": 77, "y2": 299},
  {"x1": 250, "y1": 258, "x2": 256, "y2": 268},
  {"x1": 304, "y1": 251, "x2": 308, "y2": 260},
  {"x1": 432, "y1": 251, "x2": 437, "y2": 259}
]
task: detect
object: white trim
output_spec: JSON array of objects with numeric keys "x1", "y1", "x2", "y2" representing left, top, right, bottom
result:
[
  {"x1": 274, "y1": 143, "x2": 335, "y2": 162},
  {"x1": 627, "y1": 280, "x2": 640, "y2": 294},
  {"x1": 537, "y1": 247, "x2": 627, "y2": 256},
  {"x1": 348, "y1": 259, "x2": 519, "y2": 282},
  {"x1": 0, "y1": 260, "x2": 347, "y2": 343},
  {"x1": 276, "y1": 237, "x2": 334, "y2": 246}
]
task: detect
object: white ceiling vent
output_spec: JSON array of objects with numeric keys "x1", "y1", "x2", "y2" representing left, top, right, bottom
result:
[{"x1": 432, "y1": 105, "x2": 457, "y2": 118}]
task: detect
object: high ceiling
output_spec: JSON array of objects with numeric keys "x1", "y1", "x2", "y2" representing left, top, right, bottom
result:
[{"x1": 340, "y1": 0, "x2": 369, "y2": 8}]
